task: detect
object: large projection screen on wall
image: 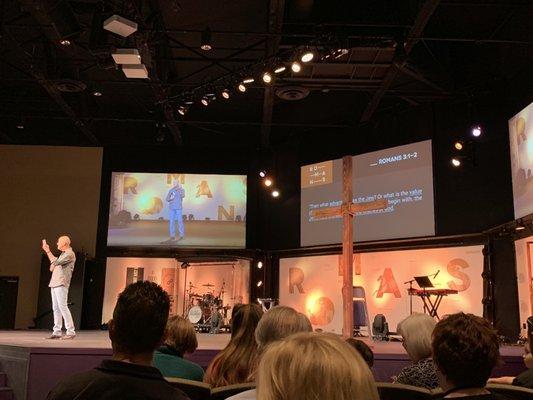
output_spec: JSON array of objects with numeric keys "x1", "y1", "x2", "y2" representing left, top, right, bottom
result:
[
  {"x1": 301, "y1": 140, "x2": 435, "y2": 246},
  {"x1": 509, "y1": 102, "x2": 533, "y2": 219},
  {"x1": 107, "y1": 172, "x2": 247, "y2": 248}
]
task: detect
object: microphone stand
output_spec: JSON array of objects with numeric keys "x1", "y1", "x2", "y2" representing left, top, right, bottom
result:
[{"x1": 404, "y1": 278, "x2": 416, "y2": 315}]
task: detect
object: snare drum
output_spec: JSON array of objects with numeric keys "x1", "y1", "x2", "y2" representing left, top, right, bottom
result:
[{"x1": 187, "y1": 305, "x2": 203, "y2": 324}]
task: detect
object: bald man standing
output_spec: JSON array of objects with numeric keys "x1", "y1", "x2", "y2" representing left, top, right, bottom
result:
[{"x1": 42, "y1": 236, "x2": 76, "y2": 340}]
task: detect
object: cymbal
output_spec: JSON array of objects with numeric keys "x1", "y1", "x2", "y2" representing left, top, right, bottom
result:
[{"x1": 202, "y1": 283, "x2": 215, "y2": 287}]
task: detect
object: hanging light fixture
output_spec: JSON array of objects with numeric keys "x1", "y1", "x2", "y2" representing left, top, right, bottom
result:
[
  {"x1": 262, "y1": 71, "x2": 272, "y2": 84},
  {"x1": 291, "y1": 61, "x2": 302, "y2": 73},
  {"x1": 200, "y1": 27, "x2": 212, "y2": 51},
  {"x1": 221, "y1": 88, "x2": 230, "y2": 99},
  {"x1": 238, "y1": 83, "x2": 247, "y2": 92}
]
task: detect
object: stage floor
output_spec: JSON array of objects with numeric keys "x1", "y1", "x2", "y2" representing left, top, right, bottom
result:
[
  {"x1": 0, "y1": 330, "x2": 526, "y2": 400},
  {"x1": 0, "y1": 330, "x2": 230, "y2": 350}
]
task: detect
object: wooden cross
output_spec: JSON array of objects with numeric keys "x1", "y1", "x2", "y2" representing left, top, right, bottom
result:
[{"x1": 309, "y1": 156, "x2": 387, "y2": 338}]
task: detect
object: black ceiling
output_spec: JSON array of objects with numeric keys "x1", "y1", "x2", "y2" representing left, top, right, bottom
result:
[{"x1": 0, "y1": 0, "x2": 531, "y2": 147}]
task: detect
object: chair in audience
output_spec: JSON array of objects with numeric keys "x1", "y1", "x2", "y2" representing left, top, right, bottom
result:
[
  {"x1": 486, "y1": 383, "x2": 533, "y2": 400},
  {"x1": 211, "y1": 383, "x2": 256, "y2": 400},
  {"x1": 166, "y1": 377, "x2": 212, "y2": 400},
  {"x1": 376, "y1": 382, "x2": 432, "y2": 400}
]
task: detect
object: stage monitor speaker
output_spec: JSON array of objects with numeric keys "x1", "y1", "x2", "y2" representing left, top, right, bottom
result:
[
  {"x1": 0, "y1": 276, "x2": 19, "y2": 329},
  {"x1": 81, "y1": 258, "x2": 106, "y2": 329},
  {"x1": 34, "y1": 253, "x2": 86, "y2": 330}
]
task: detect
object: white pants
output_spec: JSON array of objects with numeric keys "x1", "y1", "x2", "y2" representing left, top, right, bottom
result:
[{"x1": 51, "y1": 286, "x2": 75, "y2": 336}]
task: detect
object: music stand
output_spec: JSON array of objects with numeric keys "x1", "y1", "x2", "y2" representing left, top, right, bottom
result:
[{"x1": 414, "y1": 276, "x2": 434, "y2": 289}]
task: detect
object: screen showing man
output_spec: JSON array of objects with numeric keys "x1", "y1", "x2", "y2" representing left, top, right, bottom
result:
[{"x1": 107, "y1": 173, "x2": 247, "y2": 248}]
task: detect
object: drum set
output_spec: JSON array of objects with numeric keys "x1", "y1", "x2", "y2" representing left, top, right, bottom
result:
[{"x1": 185, "y1": 282, "x2": 231, "y2": 333}]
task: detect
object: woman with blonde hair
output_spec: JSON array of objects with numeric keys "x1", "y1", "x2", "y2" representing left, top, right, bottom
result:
[
  {"x1": 394, "y1": 312, "x2": 438, "y2": 389},
  {"x1": 227, "y1": 306, "x2": 312, "y2": 400},
  {"x1": 153, "y1": 315, "x2": 204, "y2": 381},
  {"x1": 256, "y1": 332, "x2": 379, "y2": 400},
  {"x1": 204, "y1": 303, "x2": 263, "y2": 387}
]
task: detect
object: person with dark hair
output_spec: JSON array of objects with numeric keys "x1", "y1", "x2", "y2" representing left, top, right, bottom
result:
[
  {"x1": 432, "y1": 312, "x2": 503, "y2": 399},
  {"x1": 204, "y1": 303, "x2": 263, "y2": 387},
  {"x1": 488, "y1": 340, "x2": 533, "y2": 388},
  {"x1": 46, "y1": 281, "x2": 189, "y2": 400},
  {"x1": 153, "y1": 315, "x2": 204, "y2": 381},
  {"x1": 346, "y1": 338, "x2": 374, "y2": 368}
]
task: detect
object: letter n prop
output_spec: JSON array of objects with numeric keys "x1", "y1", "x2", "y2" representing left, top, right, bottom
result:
[
  {"x1": 218, "y1": 205, "x2": 235, "y2": 221},
  {"x1": 289, "y1": 268, "x2": 305, "y2": 294}
]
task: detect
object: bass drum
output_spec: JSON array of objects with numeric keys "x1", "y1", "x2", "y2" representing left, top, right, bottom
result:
[{"x1": 187, "y1": 305, "x2": 203, "y2": 324}]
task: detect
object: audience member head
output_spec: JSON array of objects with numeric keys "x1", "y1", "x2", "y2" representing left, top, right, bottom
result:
[
  {"x1": 397, "y1": 313, "x2": 436, "y2": 362},
  {"x1": 346, "y1": 338, "x2": 374, "y2": 368},
  {"x1": 205, "y1": 303, "x2": 263, "y2": 387},
  {"x1": 109, "y1": 281, "x2": 170, "y2": 359},
  {"x1": 164, "y1": 315, "x2": 198, "y2": 357},
  {"x1": 432, "y1": 312, "x2": 500, "y2": 390},
  {"x1": 257, "y1": 332, "x2": 379, "y2": 400},
  {"x1": 255, "y1": 306, "x2": 312, "y2": 350}
]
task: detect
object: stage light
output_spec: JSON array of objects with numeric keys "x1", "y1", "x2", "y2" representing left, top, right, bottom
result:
[
  {"x1": 221, "y1": 89, "x2": 230, "y2": 99},
  {"x1": 274, "y1": 65, "x2": 286, "y2": 74},
  {"x1": 272, "y1": 190, "x2": 280, "y2": 198},
  {"x1": 262, "y1": 72, "x2": 272, "y2": 84},
  {"x1": 200, "y1": 27, "x2": 212, "y2": 51},
  {"x1": 238, "y1": 83, "x2": 247, "y2": 92},
  {"x1": 291, "y1": 61, "x2": 302, "y2": 73},
  {"x1": 264, "y1": 178, "x2": 273, "y2": 187},
  {"x1": 256, "y1": 280, "x2": 263, "y2": 287},
  {"x1": 178, "y1": 106, "x2": 187, "y2": 116},
  {"x1": 16, "y1": 122, "x2": 24, "y2": 130},
  {"x1": 454, "y1": 141, "x2": 463, "y2": 150},
  {"x1": 243, "y1": 77, "x2": 254, "y2": 84},
  {"x1": 59, "y1": 38, "x2": 71, "y2": 46},
  {"x1": 471, "y1": 125, "x2": 482, "y2": 137},
  {"x1": 92, "y1": 90, "x2": 102, "y2": 97},
  {"x1": 515, "y1": 220, "x2": 526, "y2": 231},
  {"x1": 451, "y1": 158, "x2": 461, "y2": 167},
  {"x1": 257, "y1": 261, "x2": 263, "y2": 269},
  {"x1": 301, "y1": 50, "x2": 314, "y2": 63},
  {"x1": 259, "y1": 170, "x2": 266, "y2": 178},
  {"x1": 201, "y1": 97, "x2": 209, "y2": 106}
]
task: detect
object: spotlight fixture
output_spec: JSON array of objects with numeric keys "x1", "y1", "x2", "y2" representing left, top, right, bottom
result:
[
  {"x1": 92, "y1": 90, "x2": 102, "y2": 97},
  {"x1": 200, "y1": 27, "x2": 212, "y2": 51},
  {"x1": 454, "y1": 141, "x2": 464, "y2": 151},
  {"x1": 291, "y1": 61, "x2": 302, "y2": 73},
  {"x1": 243, "y1": 77, "x2": 254, "y2": 84},
  {"x1": 16, "y1": 122, "x2": 24, "y2": 130},
  {"x1": 221, "y1": 89, "x2": 230, "y2": 99},
  {"x1": 201, "y1": 97, "x2": 209, "y2": 106},
  {"x1": 257, "y1": 261, "x2": 263, "y2": 269},
  {"x1": 300, "y1": 49, "x2": 314, "y2": 63},
  {"x1": 259, "y1": 170, "x2": 266, "y2": 178},
  {"x1": 471, "y1": 125, "x2": 482, "y2": 137},
  {"x1": 178, "y1": 106, "x2": 188, "y2": 116},
  {"x1": 238, "y1": 83, "x2": 247, "y2": 92},
  {"x1": 264, "y1": 178, "x2": 273, "y2": 187},
  {"x1": 262, "y1": 71, "x2": 272, "y2": 84},
  {"x1": 59, "y1": 38, "x2": 71, "y2": 46},
  {"x1": 274, "y1": 65, "x2": 286, "y2": 74},
  {"x1": 515, "y1": 219, "x2": 526, "y2": 231},
  {"x1": 256, "y1": 280, "x2": 263, "y2": 287},
  {"x1": 272, "y1": 190, "x2": 280, "y2": 198},
  {"x1": 451, "y1": 158, "x2": 461, "y2": 167}
]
